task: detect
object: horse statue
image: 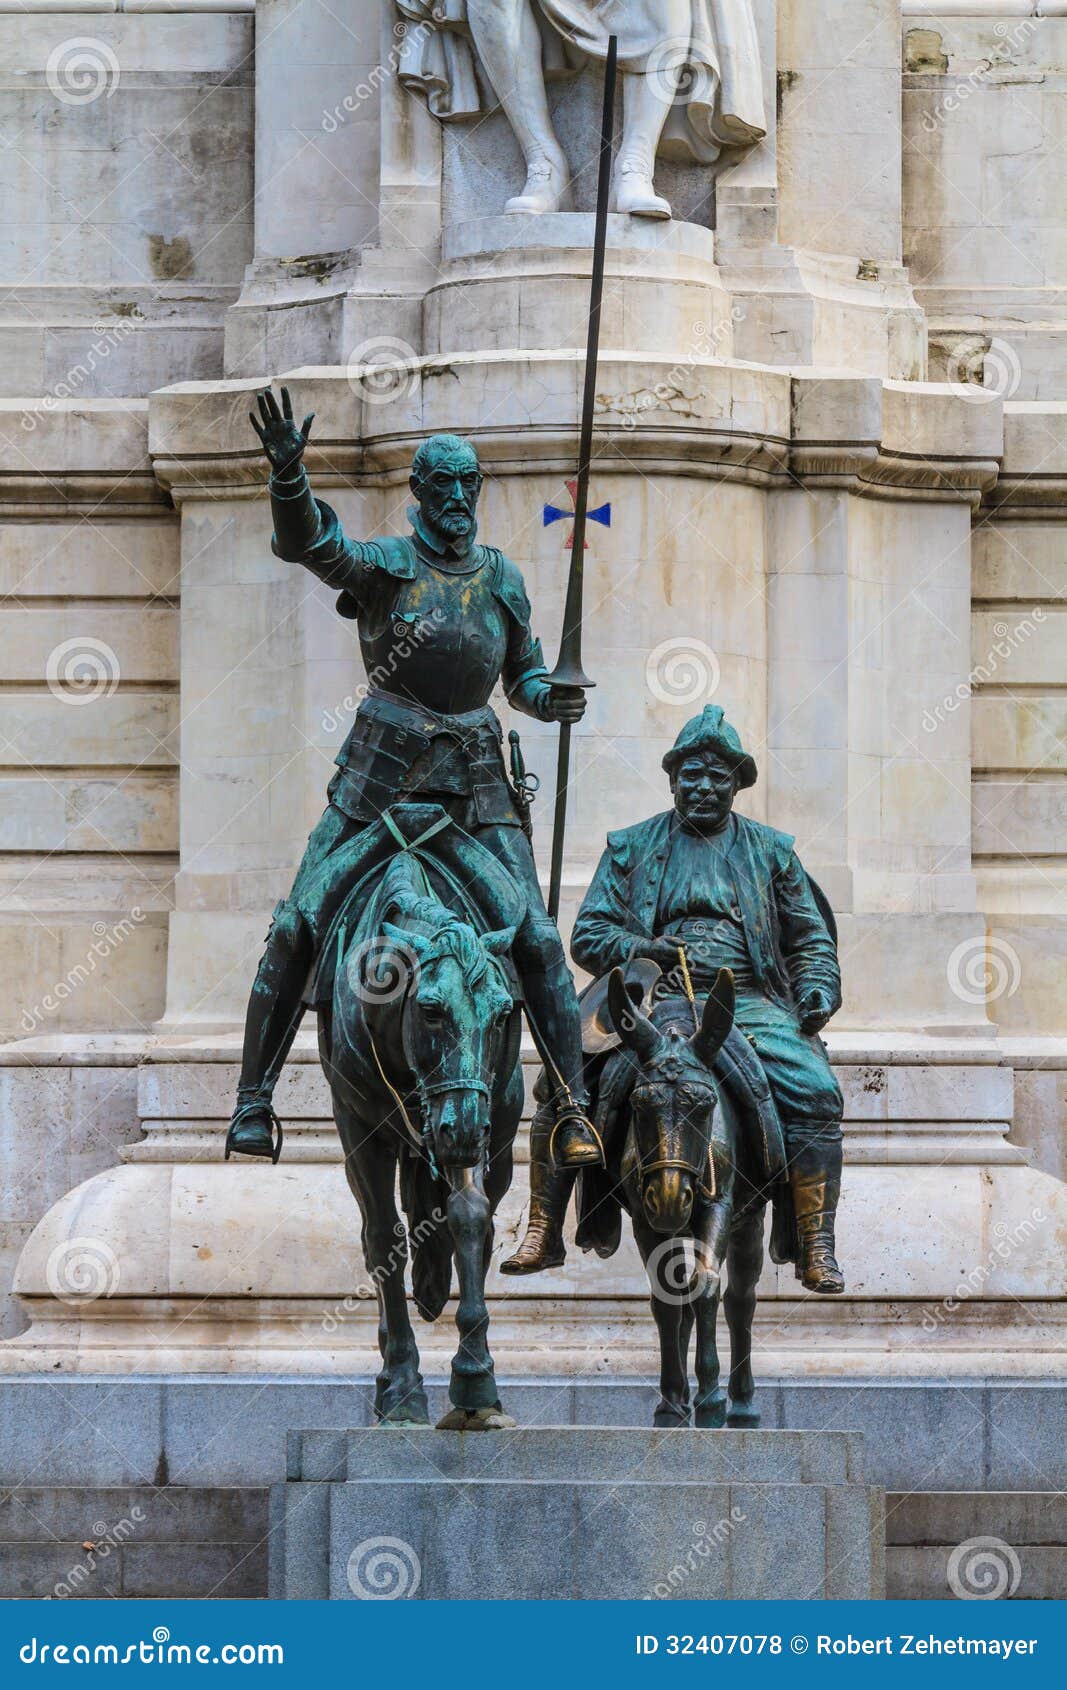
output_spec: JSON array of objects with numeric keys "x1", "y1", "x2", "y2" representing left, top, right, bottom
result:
[
  {"x1": 574, "y1": 966, "x2": 784, "y2": 1430},
  {"x1": 316, "y1": 813, "x2": 526, "y2": 1430}
]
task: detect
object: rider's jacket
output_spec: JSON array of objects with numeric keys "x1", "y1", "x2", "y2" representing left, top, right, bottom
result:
[
  {"x1": 269, "y1": 467, "x2": 549, "y2": 827},
  {"x1": 571, "y1": 810, "x2": 842, "y2": 1017}
]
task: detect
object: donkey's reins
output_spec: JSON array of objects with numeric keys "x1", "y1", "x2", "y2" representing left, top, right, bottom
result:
[{"x1": 629, "y1": 1011, "x2": 719, "y2": 1201}]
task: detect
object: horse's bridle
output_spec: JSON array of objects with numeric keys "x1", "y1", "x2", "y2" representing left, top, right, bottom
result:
[
  {"x1": 636, "y1": 1148, "x2": 717, "y2": 1202},
  {"x1": 369, "y1": 938, "x2": 509, "y2": 1174}
]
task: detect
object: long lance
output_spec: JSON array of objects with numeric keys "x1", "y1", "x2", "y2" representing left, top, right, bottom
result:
[{"x1": 545, "y1": 33, "x2": 618, "y2": 923}]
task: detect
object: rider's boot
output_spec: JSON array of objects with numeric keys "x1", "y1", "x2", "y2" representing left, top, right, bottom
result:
[
  {"x1": 521, "y1": 949, "x2": 604, "y2": 1170},
  {"x1": 787, "y1": 1131, "x2": 845, "y2": 1294},
  {"x1": 500, "y1": 1105, "x2": 575, "y2": 1275},
  {"x1": 226, "y1": 900, "x2": 314, "y2": 1163}
]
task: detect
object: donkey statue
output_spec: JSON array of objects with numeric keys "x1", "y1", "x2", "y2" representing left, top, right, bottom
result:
[{"x1": 575, "y1": 966, "x2": 783, "y2": 1429}]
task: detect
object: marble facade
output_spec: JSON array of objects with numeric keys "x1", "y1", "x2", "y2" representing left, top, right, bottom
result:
[{"x1": 0, "y1": 1, "x2": 1065, "y2": 1383}]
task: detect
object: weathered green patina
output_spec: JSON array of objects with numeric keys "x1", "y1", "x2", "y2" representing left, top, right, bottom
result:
[
  {"x1": 225, "y1": 387, "x2": 601, "y2": 1176},
  {"x1": 505, "y1": 704, "x2": 846, "y2": 1298}
]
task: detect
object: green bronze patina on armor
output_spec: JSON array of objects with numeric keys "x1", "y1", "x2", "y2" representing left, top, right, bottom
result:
[{"x1": 226, "y1": 386, "x2": 601, "y2": 1177}]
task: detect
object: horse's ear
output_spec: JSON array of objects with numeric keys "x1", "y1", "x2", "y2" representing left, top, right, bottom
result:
[
  {"x1": 608, "y1": 967, "x2": 662, "y2": 1063},
  {"x1": 691, "y1": 968, "x2": 735, "y2": 1068},
  {"x1": 482, "y1": 925, "x2": 516, "y2": 958},
  {"x1": 382, "y1": 920, "x2": 425, "y2": 956}
]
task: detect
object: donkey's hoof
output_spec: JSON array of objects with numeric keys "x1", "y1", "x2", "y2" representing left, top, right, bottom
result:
[
  {"x1": 436, "y1": 1405, "x2": 517, "y2": 1431},
  {"x1": 726, "y1": 1399, "x2": 760, "y2": 1429},
  {"x1": 695, "y1": 1393, "x2": 728, "y2": 1429},
  {"x1": 653, "y1": 1399, "x2": 691, "y2": 1429}
]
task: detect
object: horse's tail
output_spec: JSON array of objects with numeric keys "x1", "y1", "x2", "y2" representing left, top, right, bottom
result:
[{"x1": 399, "y1": 1150, "x2": 453, "y2": 1321}]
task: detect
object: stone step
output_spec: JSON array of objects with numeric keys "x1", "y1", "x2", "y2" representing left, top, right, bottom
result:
[
  {"x1": 0, "y1": 1487, "x2": 268, "y2": 1599},
  {"x1": 886, "y1": 1492, "x2": 1067, "y2": 1600},
  {"x1": 276, "y1": 1427, "x2": 884, "y2": 1600},
  {"x1": 291, "y1": 1425, "x2": 867, "y2": 1486}
]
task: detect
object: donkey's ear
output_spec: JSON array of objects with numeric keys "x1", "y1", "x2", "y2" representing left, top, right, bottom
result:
[
  {"x1": 692, "y1": 968, "x2": 735, "y2": 1068},
  {"x1": 482, "y1": 925, "x2": 516, "y2": 958},
  {"x1": 608, "y1": 967, "x2": 662, "y2": 1063}
]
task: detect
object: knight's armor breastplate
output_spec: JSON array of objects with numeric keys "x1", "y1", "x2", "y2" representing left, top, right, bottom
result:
[
  {"x1": 330, "y1": 545, "x2": 519, "y2": 827},
  {"x1": 357, "y1": 547, "x2": 509, "y2": 715}
]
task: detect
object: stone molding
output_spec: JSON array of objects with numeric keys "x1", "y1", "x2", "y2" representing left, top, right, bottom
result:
[
  {"x1": 983, "y1": 401, "x2": 1067, "y2": 514},
  {"x1": 0, "y1": 1, "x2": 252, "y2": 9},
  {"x1": 0, "y1": 399, "x2": 170, "y2": 516},
  {"x1": 148, "y1": 360, "x2": 1004, "y2": 509}
]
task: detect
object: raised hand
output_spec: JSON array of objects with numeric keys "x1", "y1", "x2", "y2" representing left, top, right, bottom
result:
[{"x1": 249, "y1": 385, "x2": 315, "y2": 475}]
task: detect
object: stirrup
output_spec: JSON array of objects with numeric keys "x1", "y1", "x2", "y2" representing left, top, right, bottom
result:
[
  {"x1": 225, "y1": 1100, "x2": 284, "y2": 1165},
  {"x1": 548, "y1": 1110, "x2": 604, "y2": 1171}
]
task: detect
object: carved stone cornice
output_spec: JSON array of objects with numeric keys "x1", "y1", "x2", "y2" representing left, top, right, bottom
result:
[
  {"x1": 0, "y1": 400, "x2": 172, "y2": 517},
  {"x1": 981, "y1": 402, "x2": 1067, "y2": 518},
  {"x1": 149, "y1": 358, "x2": 1007, "y2": 509}
]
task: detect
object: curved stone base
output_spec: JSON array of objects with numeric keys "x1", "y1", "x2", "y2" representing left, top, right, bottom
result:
[{"x1": 3, "y1": 1151, "x2": 1065, "y2": 1378}]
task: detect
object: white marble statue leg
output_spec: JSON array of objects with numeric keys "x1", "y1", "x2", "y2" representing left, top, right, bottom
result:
[
  {"x1": 614, "y1": 67, "x2": 681, "y2": 220},
  {"x1": 467, "y1": 0, "x2": 570, "y2": 213}
]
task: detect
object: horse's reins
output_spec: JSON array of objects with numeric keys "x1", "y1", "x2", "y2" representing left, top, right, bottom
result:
[{"x1": 366, "y1": 814, "x2": 506, "y2": 1173}]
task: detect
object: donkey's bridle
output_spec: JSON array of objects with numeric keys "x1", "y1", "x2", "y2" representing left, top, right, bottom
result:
[
  {"x1": 630, "y1": 1043, "x2": 719, "y2": 1201},
  {"x1": 637, "y1": 1149, "x2": 716, "y2": 1202}
]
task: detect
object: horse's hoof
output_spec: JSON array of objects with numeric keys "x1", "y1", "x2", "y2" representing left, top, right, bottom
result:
[
  {"x1": 695, "y1": 1394, "x2": 728, "y2": 1429},
  {"x1": 436, "y1": 1405, "x2": 517, "y2": 1431},
  {"x1": 377, "y1": 1408, "x2": 430, "y2": 1427},
  {"x1": 653, "y1": 1401, "x2": 691, "y2": 1429},
  {"x1": 726, "y1": 1399, "x2": 760, "y2": 1429},
  {"x1": 376, "y1": 1378, "x2": 430, "y2": 1426}
]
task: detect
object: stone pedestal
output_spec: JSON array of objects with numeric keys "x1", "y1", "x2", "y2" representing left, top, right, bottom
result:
[{"x1": 271, "y1": 1426, "x2": 884, "y2": 1600}]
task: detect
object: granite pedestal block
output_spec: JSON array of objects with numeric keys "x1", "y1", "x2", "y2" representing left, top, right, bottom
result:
[{"x1": 270, "y1": 1427, "x2": 884, "y2": 1601}]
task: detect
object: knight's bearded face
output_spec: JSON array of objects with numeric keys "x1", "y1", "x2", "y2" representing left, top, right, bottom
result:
[
  {"x1": 672, "y1": 754, "x2": 737, "y2": 834},
  {"x1": 415, "y1": 452, "x2": 483, "y2": 541}
]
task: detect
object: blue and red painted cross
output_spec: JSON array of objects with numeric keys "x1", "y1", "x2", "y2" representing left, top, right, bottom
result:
[{"x1": 543, "y1": 479, "x2": 611, "y2": 549}]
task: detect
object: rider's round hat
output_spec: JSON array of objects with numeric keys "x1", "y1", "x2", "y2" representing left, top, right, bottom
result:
[{"x1": 661, "y1": 704, "x2": 757, "y2": 789}]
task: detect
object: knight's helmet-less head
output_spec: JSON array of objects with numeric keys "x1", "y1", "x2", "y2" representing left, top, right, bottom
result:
[{"x1": 409, "y1": 433, "x2": 483, "y2": 542}]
